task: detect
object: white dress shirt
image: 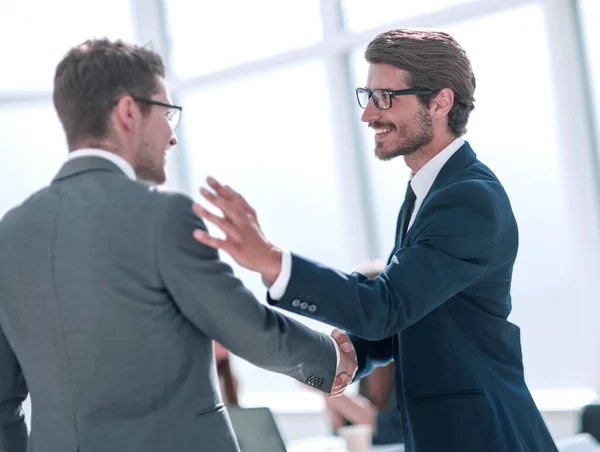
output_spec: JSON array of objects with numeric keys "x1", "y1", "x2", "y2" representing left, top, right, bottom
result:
[
  {"x1": 68, "y1": 148, "x2": 136, "y2": 181},
  {"x1": 269, "y1": 136, "x2": 465, "y2": 300},
  {"x1": 408, "y1": 136, "x2": 465, "y2": 228}
]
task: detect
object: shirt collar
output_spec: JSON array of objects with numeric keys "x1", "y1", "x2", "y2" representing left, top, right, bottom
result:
[
  {"x1": 410, "y1": 137, "x2": 465, "y2": 200},
  {"x1": 68, "y1": 148, "x2": 136, "y2": 181}
]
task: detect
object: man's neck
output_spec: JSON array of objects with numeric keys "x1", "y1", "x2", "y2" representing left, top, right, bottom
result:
[
  {"x1": 72, "y1": 139, "x2": 118, "y2": 154},
  {"x1": 72, "y1": 140, "x2": 134, "y2": 167},
  {"x1": 404, "y1": 133, "x2": 457, "y2": 174}
]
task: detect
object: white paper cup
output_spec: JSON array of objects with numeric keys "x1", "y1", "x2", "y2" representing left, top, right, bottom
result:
[{"x1": 337, "y1": 424, "x2": 372, "y2": 452}]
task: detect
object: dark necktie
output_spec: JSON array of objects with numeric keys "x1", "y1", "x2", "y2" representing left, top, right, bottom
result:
[{"x1": 396, "y1": 181, "x2": 417, "y2": 249}]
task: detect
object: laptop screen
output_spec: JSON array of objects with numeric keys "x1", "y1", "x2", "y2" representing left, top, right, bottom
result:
[{"x1": 227, "y1": 406, "x2": 288, "y2": 452}]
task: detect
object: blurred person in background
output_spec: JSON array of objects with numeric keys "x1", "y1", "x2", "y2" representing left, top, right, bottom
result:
[
  {"x1": 325, "y1": 364, "x2": 401, "y2": 446},
  {"x1": 214, "y1": 341, "x2": 240, "y2": 406}
]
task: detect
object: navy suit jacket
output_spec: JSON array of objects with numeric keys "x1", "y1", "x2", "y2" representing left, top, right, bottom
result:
[{"x1": 268, "y1": 142, "x2": 557, "y2": 452}]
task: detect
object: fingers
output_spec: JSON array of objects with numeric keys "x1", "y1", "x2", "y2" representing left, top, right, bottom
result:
[
  {"x1": 331, "y1": 328, "x2": 354, "y2": 353},
  {"x1": 192, "y1": 228, "x2": 228, "y2": 250},
  {"x1": 199, "y1": 187, "x2": 245, "y2": 227},
  {"x1": 329, "y1": 373, "x2": 352, "y2": 397},
  {"x1": 206, "y1": 177, "x2": 256, "y2": 217},
  {"x1": 206, "y1": 176, "x2": 235, "y2": 201},
  {"x1": 192, "y1": 203, "x2": 242, "y2": 243}
]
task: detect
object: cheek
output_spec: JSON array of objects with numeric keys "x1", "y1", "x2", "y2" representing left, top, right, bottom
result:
[
  {"x1": 162, "y1": 120, "x2": 173, "y2": 141},
  {"x1": 148, "y1": 118, "x2": 171, "y2": 146},
  {"x1": 391, "y1": 106, "x2": 423, "y2": 130},
  {"x1": 388, "y1": 112, "x2": 410, "y2": 130}
]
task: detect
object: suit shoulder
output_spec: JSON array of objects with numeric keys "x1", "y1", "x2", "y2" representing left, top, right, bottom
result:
[
  {"x1": 0, "y1": 185, "x2": 51, "y2": 227},
  {"x1": 443, "y1": 159, "x2": 510, "y2": 204},
  {"x1": 120, "y1": 182, "x2": 193, "y2": 209},
  {"x1": 436, "y1": 177, "x2": 498, "y2": 205},
  {"x1": 144, "y1": 187, "x2": 207, "y2": 234},
  {"x1": 150, "y1": 187, "x2": 195, "y2": 214},
  {"x1": 430, "y1": 163, "x2": 515, "y2": 230}
]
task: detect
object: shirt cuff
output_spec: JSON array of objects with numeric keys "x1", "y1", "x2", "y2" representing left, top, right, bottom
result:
[
  {"x1": 330, "y1": 336, "x2": 341, "y2": 367},
  {"x1": 267, "y1": 248, "x2": 292, "y2": 300}
]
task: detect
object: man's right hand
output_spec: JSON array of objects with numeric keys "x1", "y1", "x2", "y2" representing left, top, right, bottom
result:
[
  {"x1": 192, "y1": 177, "x2": 283, "y2": 284},
  {"x1": 330, "y1": 329, "x2": 357, "y2": 397}
]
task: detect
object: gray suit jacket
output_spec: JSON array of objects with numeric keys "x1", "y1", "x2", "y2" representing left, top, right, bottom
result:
[{"x1": 0, "y1": 157, "x2": 337, "y2": 452}]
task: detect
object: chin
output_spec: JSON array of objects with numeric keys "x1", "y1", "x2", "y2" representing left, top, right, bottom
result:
[
  {"x1": 375, "y1": 146, "x2": 402, "y2": 161},
  {"x1": 376, "y1": 140, "x2": 424, "y2": 160}
]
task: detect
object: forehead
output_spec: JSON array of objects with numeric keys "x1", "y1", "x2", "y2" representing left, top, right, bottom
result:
[{"x1": 366, "y1": 63, "x2": 409, "y2": 89}]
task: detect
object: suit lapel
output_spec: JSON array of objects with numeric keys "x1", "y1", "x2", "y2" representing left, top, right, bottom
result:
[
  {"x1": 388, "y1": 141, "x2": 478, "y2": 261},
  {"x1": 407, "y1": 142, "x2": 478, "y2": 234}
]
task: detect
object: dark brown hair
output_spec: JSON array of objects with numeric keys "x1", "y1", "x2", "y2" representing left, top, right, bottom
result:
[
  {"x1": 53, "y1": 38, "x2": 166, "y2": 150},
  {"x1": 365, "y1": 29, "x2": 476, "y2": 136}
]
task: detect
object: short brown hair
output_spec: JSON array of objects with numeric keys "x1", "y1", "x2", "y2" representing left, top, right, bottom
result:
[
  {"x1": 53, "y1": 38, "x2": 166, "y2": 150},
  {"x1": 365, "y1": 29, "x2": 476, "y2": 136}
]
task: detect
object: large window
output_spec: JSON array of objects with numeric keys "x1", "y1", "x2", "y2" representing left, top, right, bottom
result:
[
  {"x1": 165, "y1": 0, "x2": 323, "y2": 78},
  {"x1": 0, "y1": 1, "x2": 133, "y2": 92},
  {"x1": 0, "y1": 0, "x2": 599, "y2": 421},
  {"x1": 341, "y1": 0, "x2": 478, "y2": 31},
  {"x1": 0, "y1": 103, "x2": 67, "y2": 214},
  {"x1": 0, "y1": 1, "x2": 134, "y2": 214},
  {"x1": 166, "y1": 0, "x2": 600, "y2": 398},
  {"x1": 578, "y1": 0, "x2": 600, "y2": 159},
  {"x1": 447, "y1": 4, "x2": 588, "y2": 388},
  {"x1": 178, "y1": 60, "x2": 354, "y2": 392}
]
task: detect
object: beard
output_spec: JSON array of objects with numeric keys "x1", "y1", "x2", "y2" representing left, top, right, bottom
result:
[
  {"x1": 372, "y1": 107, "x2": 434, "y2": 161},
  {"x1": 134, "y1": 137, "x2": 167, "y2": 185}
]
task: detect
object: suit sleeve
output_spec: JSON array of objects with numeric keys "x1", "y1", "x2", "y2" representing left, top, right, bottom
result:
[
  {"x1": 0, "y1": 324, "x2": 28, "y2": 452},
  {"x1": 156, "y1": 194, "x2": 337, "y2": 394},
  {"x1": 348, "y1": 335, "x2": 394, "y2": 381},
  {"x1": 267, "y1": 181, "x2": 499, "y2": 340}
]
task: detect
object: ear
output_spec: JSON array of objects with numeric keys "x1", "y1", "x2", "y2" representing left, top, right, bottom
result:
[
  {"x1": 112, "y1": 95, "x2": 140, "y2": 133},
  {"x1": 429, "y1": 88, "x2": 454, "y2": 119}
]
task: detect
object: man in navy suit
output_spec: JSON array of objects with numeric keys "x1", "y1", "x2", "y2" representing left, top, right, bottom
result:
[{"x1": 192, "y1": 29, "x2": 557, "y2": 452}]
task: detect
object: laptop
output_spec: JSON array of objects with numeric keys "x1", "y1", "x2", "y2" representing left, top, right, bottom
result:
[{"x1": 227, "y1": 406, "x2": 288, "y2": 452}]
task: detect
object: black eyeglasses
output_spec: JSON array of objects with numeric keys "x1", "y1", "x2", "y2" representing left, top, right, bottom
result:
[
  {"x1": 356, "y1": 87, "x2": 435, "y2": 110},
  {"x1": 131, "y1": 96, "x2": 183, "y2": 129}
]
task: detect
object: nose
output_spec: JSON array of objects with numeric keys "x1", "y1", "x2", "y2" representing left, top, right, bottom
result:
[
  {"x1": 360, "y1": 98, "x2": 381, "y2": 123},
  {"x1": 169, "y1": 132, "x2": 178, "y2": 148}
]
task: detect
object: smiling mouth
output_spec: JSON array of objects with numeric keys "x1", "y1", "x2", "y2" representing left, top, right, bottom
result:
[{"x1": 372, "y1": 127, "x2": 394, "y2": 140}]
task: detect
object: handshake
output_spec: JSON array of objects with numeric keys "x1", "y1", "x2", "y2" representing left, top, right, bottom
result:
[{"x1": 330, "y1": 329, "x2": 358, "y2": 397}]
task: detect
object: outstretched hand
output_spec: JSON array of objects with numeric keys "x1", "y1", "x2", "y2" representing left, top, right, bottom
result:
[
  {"x1": 193, "y1": 179, "x2": 358, "y2": 396},
  {"x1": 192, "y1": 177, "x2": 282, "y2": 283}
]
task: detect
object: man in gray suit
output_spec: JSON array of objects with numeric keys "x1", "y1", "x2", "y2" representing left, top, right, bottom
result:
[{"x1": 0, "y1": 38, "x2": 357, "y2": 452}]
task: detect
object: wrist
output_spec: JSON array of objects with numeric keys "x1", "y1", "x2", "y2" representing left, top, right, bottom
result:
[{"x1": 262, "y1": 246, "x2": 282, "y2": 284}]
